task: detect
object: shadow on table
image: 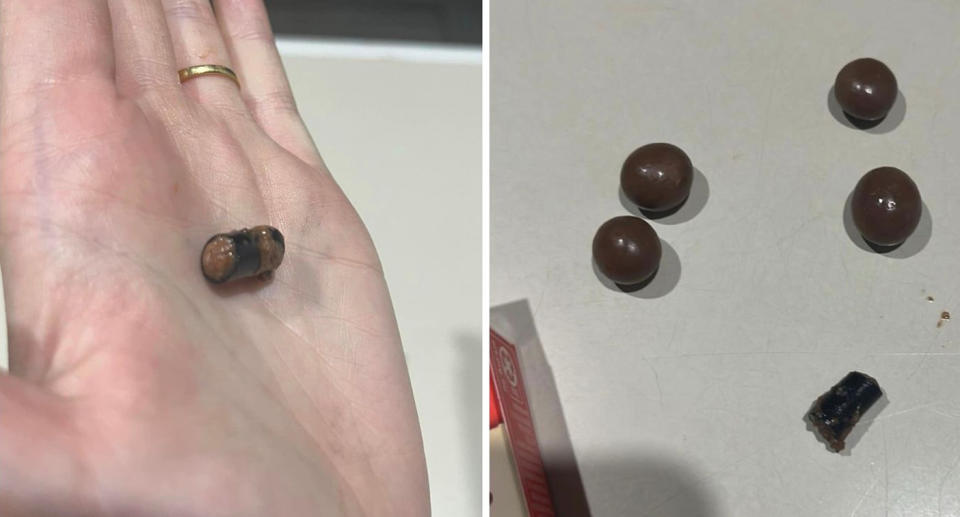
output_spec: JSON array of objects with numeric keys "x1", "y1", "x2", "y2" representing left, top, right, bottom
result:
[
  {"x1": 543, "y1": 452, "x2": 720, "y2": 517},
  {"x1": 591, "y1": 240, "x2": 681, "y2": 299},
  {"x1": 491, "y1": 300, "x2": 718, "y2": 517}
]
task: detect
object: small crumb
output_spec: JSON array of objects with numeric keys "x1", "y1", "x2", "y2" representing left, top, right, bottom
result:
[
  {"x1": 937, "y1": 311, "x2": 951, "y2": 328},
  {"x1": 927, "y1": 296, "x2": 935, "y2": 302}
]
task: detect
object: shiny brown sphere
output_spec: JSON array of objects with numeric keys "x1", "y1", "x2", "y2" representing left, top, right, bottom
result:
[
  {"x1": 620, "y1": 143, "x2": 693, "y2": 212},
  {"x1": 834, "y1": 58, "x2": 898, "y2": 121},
  {"x1": 851, "y1": 167, "x2": 921, "y2": 247},
  {"x1": 592, "y1": 216, "x2": 661, "y2": 285}
]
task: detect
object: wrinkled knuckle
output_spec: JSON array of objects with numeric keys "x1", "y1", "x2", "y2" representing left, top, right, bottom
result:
[
  {"x1": 164, "y1": 0, "x2": 217, "y2": 28},
  {"x1": 208, "y1": 99, "x2": 252, "y2": 121},
  {"x1": 251, "y1": 90, "x2": 299, "y2": 117},
  {"x1": 126, "y1": 58, "x2": 180, "y2": 95}
]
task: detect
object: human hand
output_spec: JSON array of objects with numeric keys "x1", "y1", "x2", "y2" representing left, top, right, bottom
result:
[{"x1": 0, "y1": 1, "x2": 429, "y2": 515}]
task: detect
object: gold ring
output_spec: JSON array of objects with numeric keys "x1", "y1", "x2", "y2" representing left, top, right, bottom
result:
[{"x1": 178, "y1": 64, "x2": 240, "y2": 87}]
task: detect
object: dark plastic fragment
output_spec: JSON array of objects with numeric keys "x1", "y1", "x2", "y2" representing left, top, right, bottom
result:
[{"x1": 806, "y1": 371, "x2": 882, "y2": 452}]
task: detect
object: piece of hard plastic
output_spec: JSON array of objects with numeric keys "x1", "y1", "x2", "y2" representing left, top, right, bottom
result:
[{"x1": 806, "y1": 371, "x2": 883, "y2": 452}]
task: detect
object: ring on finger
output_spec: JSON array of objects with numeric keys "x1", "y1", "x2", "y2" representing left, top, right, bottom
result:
[{"x1": 178, "y1": 64, "x2": 240, "y2": 88}]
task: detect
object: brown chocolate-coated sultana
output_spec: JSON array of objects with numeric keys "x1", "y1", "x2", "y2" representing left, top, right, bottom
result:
[
  {"x1": 592, "y1": 216, "x2": 661, "y2": 285},
  {"x1": 620, "y1": 143, "x2": 693, "y2": 213},
  {"x1": 850, "y1": 167, "x2": 921, "y2": 247},
  {"x1": 834, "y1": 58, "x2": 898, "y2": 122}
]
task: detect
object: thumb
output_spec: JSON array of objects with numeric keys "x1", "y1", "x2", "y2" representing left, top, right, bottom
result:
[{"x1": 0, "y1": 373, "x2": 80, "y2": 516}]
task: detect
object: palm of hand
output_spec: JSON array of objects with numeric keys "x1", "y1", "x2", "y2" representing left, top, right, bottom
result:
[{"x1": 0, "y1": 1, "x2": 427, "y2": 516}]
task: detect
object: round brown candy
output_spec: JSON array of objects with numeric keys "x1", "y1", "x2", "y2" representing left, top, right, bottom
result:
[
  {"x1": 592, "y1": 216, "x2": 661, "y2": 285},
  {"x1": 834, "y1": 58, "x2": 898, "y2": 121},
  {"x1": 620, "y1": 143, "x2": 693, "y2": 212},
  {"x1": 851, "y1": 167, "x2": 921, "y2": 247}
]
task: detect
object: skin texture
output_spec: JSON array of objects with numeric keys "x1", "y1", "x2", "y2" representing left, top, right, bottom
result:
[
  {"x1": 834, "y1": 58, "x2": 898, "y2": 121},
  {"x1": 620, "y1": 143, "x2": 693, "y2": 212},
  {"x1": 0, "y1": 1, "x2": 429, "y2": 516},
  {"x1": 592, "y1": 216, "x2": 661, "y2": 285},
  {"x1": 851, "y1": 167, "x2": 921, "y2": 247}
]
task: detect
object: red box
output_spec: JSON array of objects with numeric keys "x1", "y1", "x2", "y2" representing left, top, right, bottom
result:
[{"x1": 490, "y1": 329, "x2": 556, "y2": 517}]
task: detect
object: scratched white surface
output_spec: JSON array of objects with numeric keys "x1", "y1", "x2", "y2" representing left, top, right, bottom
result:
[{"x1": 491, "y1": 1, "x2": 960, "y2": 516}]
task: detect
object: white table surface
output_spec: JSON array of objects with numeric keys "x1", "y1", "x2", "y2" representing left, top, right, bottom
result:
[
  {"x1": 491, "y1": 2, "x2": 960, "y2": 516},
  {"x1": 280, "y1": 40, "x2": 482, "y2": 516}
]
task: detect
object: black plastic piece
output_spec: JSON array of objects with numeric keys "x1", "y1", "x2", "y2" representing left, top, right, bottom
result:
[{"x1": 807, "y1": 371, "x2": 882, "y2": 452}]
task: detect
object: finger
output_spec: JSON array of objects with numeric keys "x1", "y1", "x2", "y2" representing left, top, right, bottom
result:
[
  {"x1": 0, "y1": 0, "x2": 115, "y2": 122},
  {"x1": 107, "y1": 0, "x2": 181, "y2": 98},
  {"x1": 161, "y1": 0, "x2": 246, "y2": 113},
  {"x1": 213, "y1": 0, "x2": 323, "y2": 167}
]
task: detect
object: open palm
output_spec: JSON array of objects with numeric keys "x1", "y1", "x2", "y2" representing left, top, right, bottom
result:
[{"x1": 0, "y1": 1, "x2": 428, "y2": 516}]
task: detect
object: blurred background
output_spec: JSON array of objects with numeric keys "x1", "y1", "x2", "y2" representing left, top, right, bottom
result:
[
  {"x1": 267, "y1": 1, "x2": 482, "y2": 515},
  {"x1": 267, "y1": 0, "x2": 480, "y2": 43}
]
